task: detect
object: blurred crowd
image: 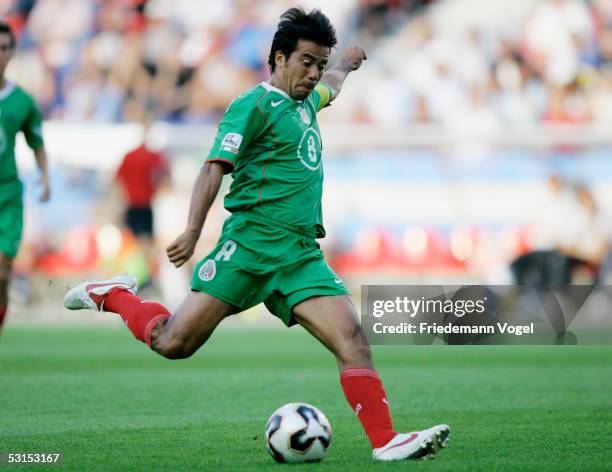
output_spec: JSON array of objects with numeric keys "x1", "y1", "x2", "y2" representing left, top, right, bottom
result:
[
  {"x1": 349, "y1": 0, "x2": 612, "y2": 131},
  {"x1": 3, "y1": 0, "x2": 612, "y2": 128},
  {"x1": 1, "y1": 0, "x2": 431, "y2": 124}
]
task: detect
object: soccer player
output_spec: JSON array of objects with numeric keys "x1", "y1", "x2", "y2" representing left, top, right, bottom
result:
[
  {"x1": 115, "y1": 120, "x2": 169, "y2": 278},
  {"x1": 0, "y1": 21, "x2": 50, "y2": 333},
  {"x1": 64, "y1": 8, "x2": 450, "y2": 461}
]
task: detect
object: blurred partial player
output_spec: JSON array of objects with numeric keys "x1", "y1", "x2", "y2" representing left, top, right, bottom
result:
[
  {"x1": 115, "y1": 118, "x2": 169, "y2": 279},
  {"x1": 0, "y1": 20, "x2": 50, "y2": 333}
]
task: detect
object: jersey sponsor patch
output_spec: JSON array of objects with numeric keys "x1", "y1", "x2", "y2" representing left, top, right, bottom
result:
[
  {"x1": 198, "y1": 259, "x2": 217, "y2": 281},
  {"x1": 221, "y1": 132, "x2": 243, "y2": 150}
]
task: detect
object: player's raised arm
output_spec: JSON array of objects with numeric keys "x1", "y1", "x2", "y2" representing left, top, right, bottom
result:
[
  {"x1": 166, "y1": 161, "x2": 225, "y2": 267},
  {"x1": 319, "y1": 46, "x2": 366, "y2": 103}
]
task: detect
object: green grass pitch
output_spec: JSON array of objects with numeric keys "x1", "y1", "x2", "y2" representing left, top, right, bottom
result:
[{"x1": 1, "y1": 326, "x2": 611, "y2": 471}]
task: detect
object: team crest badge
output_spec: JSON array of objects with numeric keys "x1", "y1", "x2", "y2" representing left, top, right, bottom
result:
[
  {"x1": 198, "y1": 260, "x2": 216, "y2": 281},
  {"x1": 298, "y1": 107, "x2": 311, "y2": 125}
]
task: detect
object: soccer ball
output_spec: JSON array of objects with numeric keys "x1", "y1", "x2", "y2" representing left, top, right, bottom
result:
[{"x1": 265, "y1": 403, "x2": 332, "y2": 463}]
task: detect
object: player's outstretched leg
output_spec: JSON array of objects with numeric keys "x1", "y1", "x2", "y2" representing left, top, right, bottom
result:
[
  {"x1": 293, "y1": 295, "x2": 451, "y2": 461},
  {"x1": 64, "y1": 273, "x2": 233, "y2": 358}
]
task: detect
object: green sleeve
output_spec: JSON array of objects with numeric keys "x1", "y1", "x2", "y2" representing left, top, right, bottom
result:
[
  {"x1": 207, "y1": 94, "x2": 264, "y2": 173},
  {"x1": 22, "y1": 96, "x2": 44, "y2": 150}
]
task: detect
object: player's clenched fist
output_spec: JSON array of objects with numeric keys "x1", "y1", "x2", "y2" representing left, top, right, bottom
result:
[
  {"x1": 166, "y1": 231, "x2": 198, "y2": 267},
  {"x1": 339, "y1": 46, "x2": 366, "y2": 72}
]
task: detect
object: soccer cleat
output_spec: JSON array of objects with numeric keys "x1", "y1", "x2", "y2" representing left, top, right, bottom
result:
[
  {"x1": 427, "y1": 423, "x2": 451, "y2": 451},
  {"x1": 63, "y1": 274, "x2": 137, "y2": 311},
  {"x1": 372, "y1": 424, "x2": 450, "y2": 461}
]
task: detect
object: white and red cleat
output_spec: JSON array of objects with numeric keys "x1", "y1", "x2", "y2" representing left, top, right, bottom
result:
[
  {"x1": 63, "y1": 274, "x2": 137, "y2": 311},
  {"x1": 372, "y1": 424, "x2": 450, "y2": 461}
]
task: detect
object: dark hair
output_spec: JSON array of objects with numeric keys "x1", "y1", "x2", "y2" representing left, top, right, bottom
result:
[
  {"x1": 268, "y1": 7, "x2": 337, "y2": 72},
  {"x1": 0, "y1": 21, "x2": 15, "y2": 48}
]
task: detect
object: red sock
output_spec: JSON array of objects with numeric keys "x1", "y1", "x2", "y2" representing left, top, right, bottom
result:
[
  {"x1": 340, "y1": 368, "x2": 397, "y2": 449},
  {"x1": 103, "y1": 289, "x2": 170, "y2": 347},
  {"x1": 0, "y1": 305, "x2": 6, "y2": 331}
]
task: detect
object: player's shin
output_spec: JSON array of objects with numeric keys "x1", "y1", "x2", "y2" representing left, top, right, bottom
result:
[
  {"x1": 340, "y1": 368, "x2": 396, "y2": 449},
  {"x1": 104, "y1": 290, "x2": 170, "y2": 347}
]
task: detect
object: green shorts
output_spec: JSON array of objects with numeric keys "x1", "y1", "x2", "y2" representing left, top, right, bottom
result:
[
  {"x1": 0, "y1": 180, "x2": 24, "y2": 259},
  {"x1": 191, "y1": 214, "x2": 348, "y2": 326}
]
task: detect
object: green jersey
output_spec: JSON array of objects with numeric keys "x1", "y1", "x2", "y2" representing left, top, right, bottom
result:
[
  {"x1": 0, "y1": 82, "x2": 44, "y2": 184},
  {"x1": 207, "y1": 82, "x2": 332, "y2": 238}
]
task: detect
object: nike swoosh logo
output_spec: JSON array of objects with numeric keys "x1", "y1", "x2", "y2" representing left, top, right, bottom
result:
[
  {"x1": 270, "y1": 99, "x2": 283, "y2": 107},
  {"x1": 384, "y1": 433, "x2": 419, "y2": 451},
  {"x1": 334, "y1": 278, "x2": 342, "y2": 284}
]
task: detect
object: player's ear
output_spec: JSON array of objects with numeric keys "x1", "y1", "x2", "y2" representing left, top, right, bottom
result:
[{"x1": 274, "y1": 51, "x2": 286, "y2": 70}]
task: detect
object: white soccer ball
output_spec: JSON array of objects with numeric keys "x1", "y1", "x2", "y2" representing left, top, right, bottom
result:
[{"x1": 265, "y1": 403, "x2": 332, "y2": 463}]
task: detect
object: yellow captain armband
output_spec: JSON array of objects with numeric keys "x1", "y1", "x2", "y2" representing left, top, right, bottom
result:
[{"x1": 314, "y1": 83, "x2": 333, "y2": 111}]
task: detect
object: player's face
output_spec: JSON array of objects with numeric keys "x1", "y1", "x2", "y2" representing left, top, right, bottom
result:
[
  {"x1": 275, "y1": 39, "x2": 329, "y2": 100},
  {"x1": 0, "y1": 34, "x2": 14, "y2": 77}
]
